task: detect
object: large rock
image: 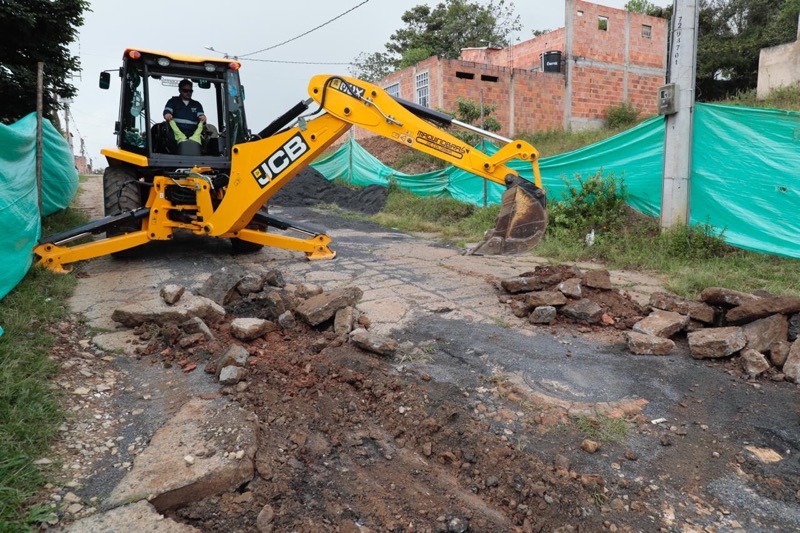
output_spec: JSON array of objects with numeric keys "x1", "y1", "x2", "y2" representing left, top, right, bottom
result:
[
  {"x1": 106, "y1": 398, "x2": 258, "y2": 511},
  {"x1": 632, "y1": 310, "x2": 689, "y2": 338},
  {"x1": 699, "y1": 287, "x2": 760, "y2": 308},
  {"x1": 742, "y1": 314, "x2": 788, "y2": 353},
  {"x1": 349, "y1": 328, "x2": 398, "y2": 356},
  {"x1": 216, "y1": 344, "x2": 249, "y2": 377},
  {"x1": 230, "y1": 317, "x2": 277, "y2": 341},
  {"x1": 687, "y1": 327, "x2": 746, "y2": 359},
  {"x1": 295, "y1": 287, "x2": 363, "y2": 326},
  {"x1": 524, "y1": 291, "x2": 568, "y2": 308},
  {"x1": 726, "y1": 296, "x2": 800, "y2": 324},
  {"x1": 500, "y1": 265, "x2": 583, "y2": 294},
  {"x1": 784, "y1": 340, "x2": 800, "y2": 382},
  {"x1": 788, "y1": 313, "x2": 800, "y2": 341},
  {"x1": 770, "y1": 340, "x2": 791, "y2": 368},
  {"x1": 626, "y1": 331, "x2": 675, "y2": 355},
  {"x1": 160, "y1": 284, "x2": 185, "y2": 305},
  {"x1": 530, "y1": 306, "x2": 557, "y2": 325},
  {"x1": 583, "y1": 270, "x2": 612, "y2": 290},
  {"x1": 649, "y1": 292, "x2": 715, "y2": 324},
  {"x1": 219, "y1": 366, "x2": 247, "y2": 385},
  {"x1": 557, "y1": 278, "x2": 582, "y2": 299},
  {"x1": 740, "y1": 348, "x2": 771, "y2": 378},
  {"x1": 560, "y1": 299, "x2": 603, "y2": 323},
  {"x1": 63, "y1": 500, "x2": 200, "y2": 532},
  {"x1": 334, "y1": 307, "x2": 356, "y2": 336},
  {"x1": 111, "y1": 293, "x2": 225, "y2": 327},
  {"x1": 197, "y1": 265, "x2": 251, "y2": 306}
]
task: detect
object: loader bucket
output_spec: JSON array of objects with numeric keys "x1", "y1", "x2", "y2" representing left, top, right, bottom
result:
[{"x1": 468, "y1": 175, "x2": 547, "y2": 255}]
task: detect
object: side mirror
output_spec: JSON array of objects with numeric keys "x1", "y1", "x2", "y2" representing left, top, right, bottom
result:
[{"x1": 99, "y1": 71, "x2": 111, "y2": 89}]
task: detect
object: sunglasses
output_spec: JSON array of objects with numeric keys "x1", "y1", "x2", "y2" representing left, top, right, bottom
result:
[{"x1": 180, "y1": 88, "x2": 193, "y2": 93}]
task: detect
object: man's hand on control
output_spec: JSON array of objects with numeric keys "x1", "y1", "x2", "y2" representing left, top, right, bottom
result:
[{"x1": 164, "y1": 113, "x2": 173, "y2": 121}]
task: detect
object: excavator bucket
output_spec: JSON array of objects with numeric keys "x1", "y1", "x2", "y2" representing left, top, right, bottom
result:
[{"x1": 468, "y1": 175, "x2": 548, "y2": 255}]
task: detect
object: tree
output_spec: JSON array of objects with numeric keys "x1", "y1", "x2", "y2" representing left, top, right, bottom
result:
[
  {"x1": 447, "y1": 97, "x2": 502, "y2": 147},
  {"x1": 0, "y1": 0, "x2": 89, "y2": 124},
  {"x1": 625, "y1": 0, "x2": 668, "y2": 17},
  {"x1": 696, "y1": 0, "x2": 800, "y2": 100},
  {"x1": 350, "y1": 0, "x2": 521, "y2": 78},
  {"x1": 349, "y1": 52, "x2": 395, "y2": 82}
]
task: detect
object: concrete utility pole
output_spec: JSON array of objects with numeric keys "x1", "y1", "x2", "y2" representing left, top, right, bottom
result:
[{"x1": 660, "y1": 0, "x2": 700, "y2": 229}]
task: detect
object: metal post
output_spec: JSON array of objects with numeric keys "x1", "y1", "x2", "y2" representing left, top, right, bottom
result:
[
  {"x1": 36, "y1": 62, "x2": 44, "y2": 216},
  {"x1": 661, "y1": 0, "x2": 699, "y2": 229},
  {"x1": 480, "y1": 90, "x2": 487, "y2": 207},
  {"x1": 348, "y1": 128, "x2": 354, "y2": 185}
]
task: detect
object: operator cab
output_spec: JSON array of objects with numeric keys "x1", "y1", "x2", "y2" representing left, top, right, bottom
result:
[{"x1": 100, "y1": 48, "x2": 250, "y2": 171}]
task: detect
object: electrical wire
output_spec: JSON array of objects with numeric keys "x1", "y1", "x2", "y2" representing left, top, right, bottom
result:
[
  {"x1": 237, "y1": 0, "x2": 371, "y2": 58},
  {"x1": 67, "y1": 108, "x2": 83, "y2": 140},
  {"x1": 241, "y1": 58, "x2": 353, "y2": 65}
]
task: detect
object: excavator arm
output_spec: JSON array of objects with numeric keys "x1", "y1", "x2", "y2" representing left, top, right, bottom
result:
[
  {"x1": 34, "y1": 74, "x2": 546, "y2": 273},
  {"x1": 204, "y1": 75, "x2": 546, "y2": 252}
]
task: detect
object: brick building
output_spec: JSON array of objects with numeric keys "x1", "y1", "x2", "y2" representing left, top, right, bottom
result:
[{"x1": 358, "y1": 0, "x2": 667, "y2": 140}]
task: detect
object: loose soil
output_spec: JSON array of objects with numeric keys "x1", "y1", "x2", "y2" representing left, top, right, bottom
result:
[{"x1": 39, "y1": 154, "x2": 800, "y2": 532}]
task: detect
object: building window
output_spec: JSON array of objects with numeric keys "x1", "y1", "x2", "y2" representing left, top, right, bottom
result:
[
  {"x1": 415, "y1": 71, "x2": 429, "y2": 108},
  {"x1": 481, "y1": 74, "x2": 499, "y2": 82},
  {"x1": 598, "y1": 15, "x2": 608, "y2": 31},
  {"x1": 642, "y1": 24, "x2": 652, "y2": 39},
  {"x1": 577, "y1": 10, "x2": 583, "y2": 16},
  {"x1": 385, "y1": 83, "x2": 400, "y2": 98},
  {"x1": 455, "y1": 71, "x2": 475, "y2": 80}
]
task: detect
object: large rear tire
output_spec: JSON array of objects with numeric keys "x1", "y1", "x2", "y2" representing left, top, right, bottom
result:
[{"x1": 103, "y1": 165, "x2": 143, "y2": 257}]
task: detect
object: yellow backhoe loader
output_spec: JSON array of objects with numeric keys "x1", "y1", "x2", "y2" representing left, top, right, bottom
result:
[{"x1": 34, "y1": 49, "x2": 547, "y2": 273}]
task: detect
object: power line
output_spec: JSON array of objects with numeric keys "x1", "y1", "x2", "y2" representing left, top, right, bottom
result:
[
  {"x1": 67, "y1": 108, "x2": 82, "y2": 140},
  {"x1": 237, "y1": 0, "x2": 371, "y2": 58},
  {"x1": 241, "y1": 57, "x2": 353, "y2": 66}
]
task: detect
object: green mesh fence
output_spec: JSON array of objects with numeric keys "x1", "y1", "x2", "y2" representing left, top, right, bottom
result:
[
  {"x1": 0, "y1": 113, "x2": 79, "y2": 308},
  {"x1": 312, "y1": 103, "x2": 800, "y2": 259}
]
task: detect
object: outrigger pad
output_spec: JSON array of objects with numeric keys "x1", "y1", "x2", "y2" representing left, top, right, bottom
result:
[{"x1": 467, "y1": 175, "x2": 548, "y2": 255}]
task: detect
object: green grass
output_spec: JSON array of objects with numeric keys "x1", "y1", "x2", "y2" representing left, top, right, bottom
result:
[
  {"x1": 720, "y1": 83, "x2": 800, "y2": 112},
  {"x1": 371, "y1": 183, "x2": 500, "y2": 247},
  {"x1": 0, "y1": 205, "x2": 88, "y2": 530},
  {"x1": 575, "y1": 414, "x2": 631, "y2": 443},
  {"x1": 517, "y1": 125, "x2": 641, "y2": 158}
]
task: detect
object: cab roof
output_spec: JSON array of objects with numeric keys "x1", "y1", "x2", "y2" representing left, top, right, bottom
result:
[{"x1": 123, "y1": 48, "x2": 238, "y2": 66}]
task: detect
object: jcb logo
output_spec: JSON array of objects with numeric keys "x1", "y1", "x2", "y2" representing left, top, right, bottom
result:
[
  {"x1": 330, "y1": 78, "x2": 365, "y2": 100},
  {"x1": 251, "y1": 133, "x2": 309, "y2": 188}
]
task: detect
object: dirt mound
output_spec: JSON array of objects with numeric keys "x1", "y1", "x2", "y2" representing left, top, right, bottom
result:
[{"x1": 272, "y1": 168, "x2": 388, "y2": 215}]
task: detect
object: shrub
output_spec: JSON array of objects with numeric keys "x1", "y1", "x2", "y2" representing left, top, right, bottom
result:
[
  {"x1": 547, "y1": 171, "x2": 629, "y2": 236},
  {"x1": 605, "y1": 102, "x2": 640, "y2": 129}
]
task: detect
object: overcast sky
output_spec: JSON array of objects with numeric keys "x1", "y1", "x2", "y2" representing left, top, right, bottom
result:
[{"x1": 68, "y1": 0, "x2": 667, "y2": 166}]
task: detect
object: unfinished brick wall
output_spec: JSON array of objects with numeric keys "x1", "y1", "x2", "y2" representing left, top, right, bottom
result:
[
  {"x1": 570, "y1": 0, "x2": 667, "y2": 119},
  {"x1": 460, "y1": 28, "x2": 567, "y2": 72},
  {"x1": 362, "y1": 0, "x2": 667, "y2": 140}
]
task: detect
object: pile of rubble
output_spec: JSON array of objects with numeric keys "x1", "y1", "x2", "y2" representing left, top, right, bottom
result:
[
  {"x1": 498, "y1": 265, "x2": 800, "y2": 384},
  {"x1": 110, "y1": 265, "x2": 398, "y2": 389}
]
